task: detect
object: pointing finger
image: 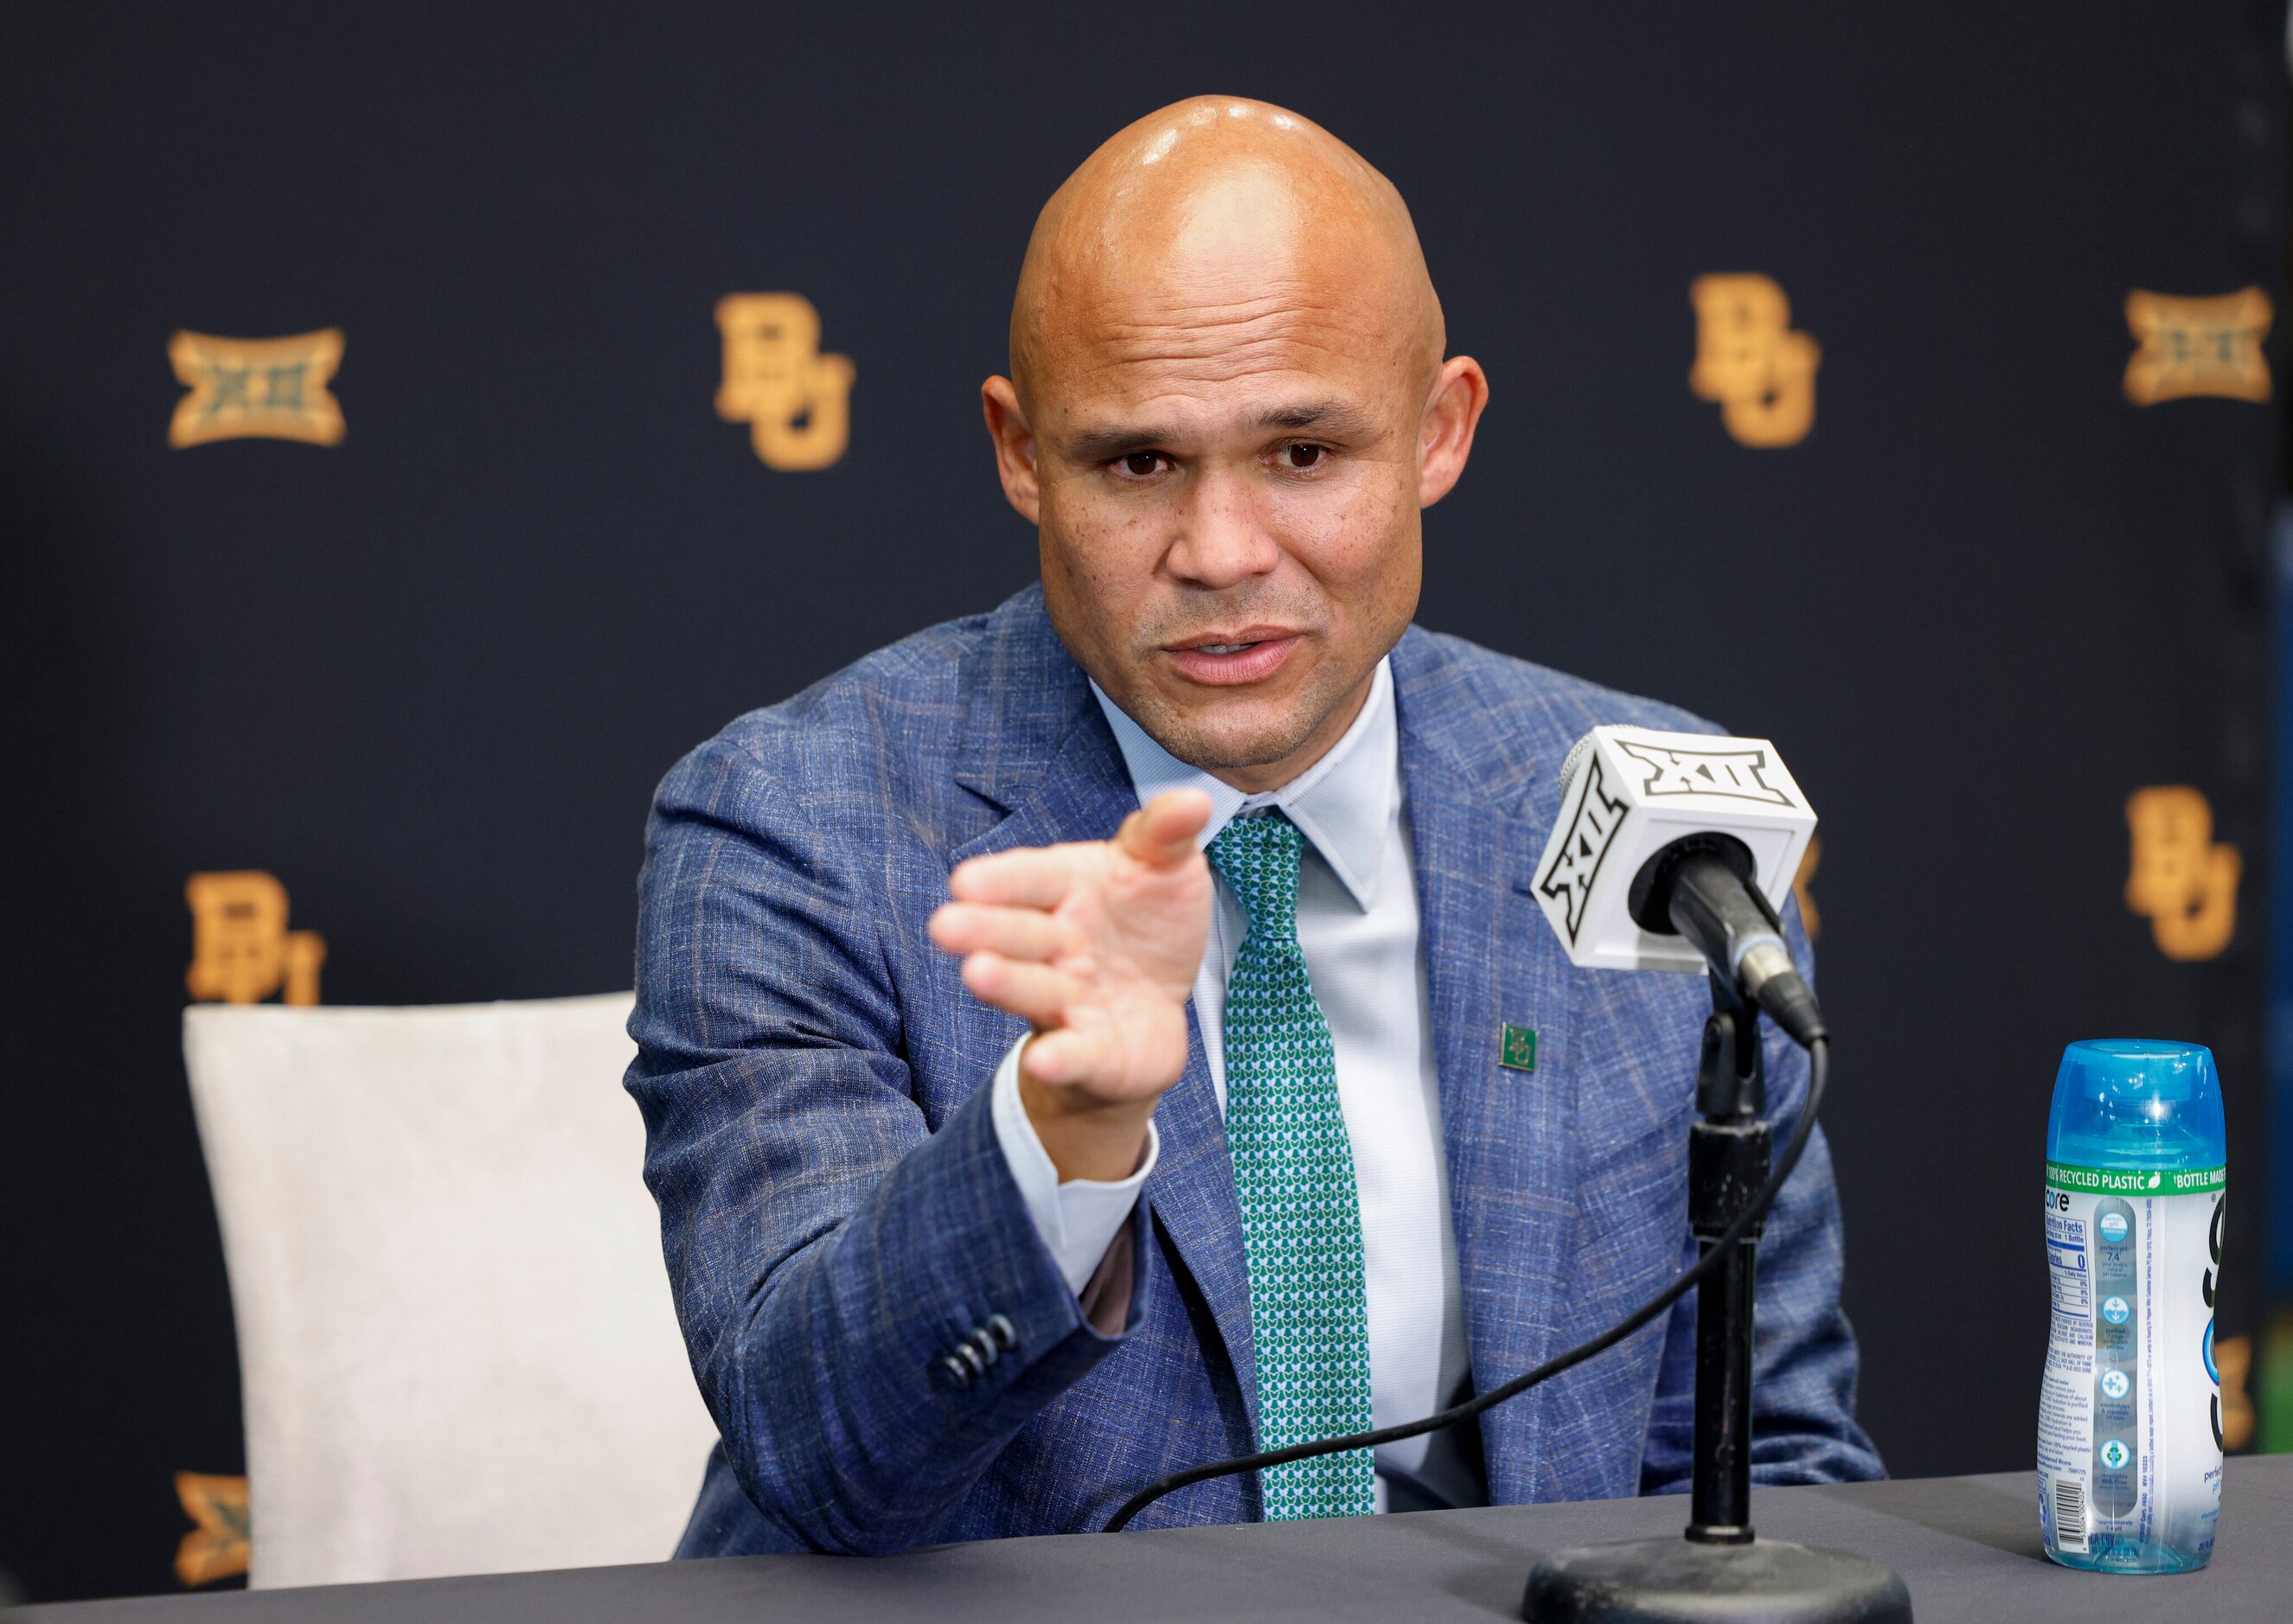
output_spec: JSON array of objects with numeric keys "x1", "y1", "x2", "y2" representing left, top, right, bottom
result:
[{"x1": 1115, "y1": 788, "x2": 1213, "y2": 871}]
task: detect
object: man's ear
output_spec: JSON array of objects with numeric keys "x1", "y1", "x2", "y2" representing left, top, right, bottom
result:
[
  {"x1": 981, "y1": 376, "x2": 1041, "y2": 525},
  {"x1": 1417, "y1": 355, "x2": 1489, "y2": 509}
]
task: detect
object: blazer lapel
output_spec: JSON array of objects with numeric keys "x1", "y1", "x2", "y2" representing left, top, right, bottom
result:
[
  {"x1": 947, "y1": 592, "x2": 1258, "y2": 1436},
  {"x1": 1393, "y1": 629, "x2": 1578, "y2": 1505}
]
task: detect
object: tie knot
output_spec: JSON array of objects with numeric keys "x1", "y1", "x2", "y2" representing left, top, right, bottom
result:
[{"x1": 1207, "y1": 811, "x2": 1305, "y2": 936}]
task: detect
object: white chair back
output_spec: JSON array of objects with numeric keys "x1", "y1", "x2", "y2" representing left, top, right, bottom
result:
[{"x1": 183, "y1": 992, "x2": 718, "y2": 1588}]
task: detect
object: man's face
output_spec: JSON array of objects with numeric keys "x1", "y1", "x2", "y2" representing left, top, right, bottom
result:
[
  {"x1": 1024, "y1": 297, "x2": 1427, "y2": 789},
  {"x1": 984, "y1": 144, "x2": 1485, "y2": 791}
]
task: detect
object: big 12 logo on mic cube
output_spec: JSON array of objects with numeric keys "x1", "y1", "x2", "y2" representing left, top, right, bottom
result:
[{"x1": 1534, "y1": 726, "x2": 1816, "y2": 975}]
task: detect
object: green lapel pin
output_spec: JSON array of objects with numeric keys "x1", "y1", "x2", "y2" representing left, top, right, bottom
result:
[{"x1": 1499, "y1": 1023, "x2": 1538, "y2": 1072}]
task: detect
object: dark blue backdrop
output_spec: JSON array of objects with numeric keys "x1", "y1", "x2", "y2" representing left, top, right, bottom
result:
[{"x1": 2, "y1": 2, "x2": 2281, "y2": 1601}]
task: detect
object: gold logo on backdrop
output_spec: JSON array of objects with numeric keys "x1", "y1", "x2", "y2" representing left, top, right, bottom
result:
[
  {"x1": 1689, "y1": 274, "x2": 1820, "y2": 447},
  {"x1": 174, "y1": 1472, "x2": 250, "y2": 1587},
  {"x1": 168, "y1": 329, "x2": 345, "y2": 448},
  {"x1": 2123, "y1": 289, "x2": 2272, "y2": 406},
  {"x1": 2216, "y1": 1333, "x2": 2254, "y2": 1452},
  {"x1": 1792, "y1": 835, "x2": 1822, "y2": 940},
  {"x1": 714, "y1": 293, "x2": 855, "y2": 470},
  {"x1": 185, "y1": 871, "x2": 327, "y2": 1004},
  {"x1": 2124, "y1": 787, "x2": 2240, "y2": 961}
]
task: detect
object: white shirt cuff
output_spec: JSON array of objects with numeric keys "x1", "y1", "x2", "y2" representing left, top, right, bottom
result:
[{"x1": 988, "y1": 1032, "x2": 1158, "y2": 1295}]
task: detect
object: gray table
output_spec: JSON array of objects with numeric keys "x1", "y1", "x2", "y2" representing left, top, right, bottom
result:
[{"x1": 22, "y1": 1457, "x2": 2289, "y2": 1621}]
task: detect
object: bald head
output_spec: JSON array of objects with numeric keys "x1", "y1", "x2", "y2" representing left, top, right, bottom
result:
[
  {"x1": 1009, "y1": 97, "x2": 1444, "y2": 411},
  {"x1": 981, "y1": 97, "x2": 1486, "y2": 794}
]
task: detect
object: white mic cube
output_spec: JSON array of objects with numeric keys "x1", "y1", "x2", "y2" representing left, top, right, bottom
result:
[{"x1": 1533, "y1": 726, "x2": 1817, "y2": 975}]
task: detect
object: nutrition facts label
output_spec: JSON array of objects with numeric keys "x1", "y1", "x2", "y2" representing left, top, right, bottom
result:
[
  {"x1": 2039, "y1": 1207, "x2": 2094, "y2": 1551},
  {"x1": 2046, "y1": 1211, "x2": 2091, "y2": 1320}
]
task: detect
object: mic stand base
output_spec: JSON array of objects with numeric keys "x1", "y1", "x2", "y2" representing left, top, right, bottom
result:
[{"x1": 1522, "y1": 1533, "x2": 1910, "y2": 1623}]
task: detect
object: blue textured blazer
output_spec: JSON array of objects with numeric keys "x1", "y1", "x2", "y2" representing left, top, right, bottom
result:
[{"x1": 627, "y1": 584, "x2": 1882, "y2": 1558}]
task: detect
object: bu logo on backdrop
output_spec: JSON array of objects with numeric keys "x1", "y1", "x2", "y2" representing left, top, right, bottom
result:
[
  {"x1": 168, "y1": 329, "x2": 345, "y2": 447},
  {"x1": 1689, "y1": 273, "x2": 1819, "y2": 447},
  {"x1": 716, "y1": 293, "x2": 855, "y2": 470},
  {"x1": 2123, "y1": 787, "x2": 2240, "y2": 961},
  {"x1": 184, "y1": 871, "x2": 326, "y2": 1004},
  {"x1": 2123, "y1": 288, "x2": 2273, "y2": 406}
]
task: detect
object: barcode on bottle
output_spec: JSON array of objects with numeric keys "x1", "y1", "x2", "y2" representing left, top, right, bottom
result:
[{"x1": 2052, "y1": 1477, "x2": 2087, "y2": 1552}]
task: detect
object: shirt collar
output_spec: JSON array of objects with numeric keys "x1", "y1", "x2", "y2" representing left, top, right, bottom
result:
[{"x1": 1089, "y1": 656, "x2": 1398, "y2": 910}]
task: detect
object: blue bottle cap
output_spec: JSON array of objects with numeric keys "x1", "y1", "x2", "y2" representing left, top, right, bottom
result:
[{"x1": 2046, "y1": 1039, "x2": 2226, "y2": 1172}]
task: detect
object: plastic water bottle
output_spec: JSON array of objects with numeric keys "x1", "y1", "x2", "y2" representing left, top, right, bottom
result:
[{"x1": 2037, "y1": 1039, "x2": 2226, "y2": 1572}]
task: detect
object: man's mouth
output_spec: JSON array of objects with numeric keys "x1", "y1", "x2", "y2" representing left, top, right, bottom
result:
[{"x1": 1163, "y1": 630, "x2": 1303, "y2": 686}]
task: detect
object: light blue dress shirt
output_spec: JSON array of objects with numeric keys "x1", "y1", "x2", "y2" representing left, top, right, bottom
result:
[{"x1": 988, "y1": 657, "x2": 1482, "y2": 1510}]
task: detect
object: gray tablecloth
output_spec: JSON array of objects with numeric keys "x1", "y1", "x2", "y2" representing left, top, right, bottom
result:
[{"x1": 21, "y1": 1456, "x2": 2289, "y2": 1621}]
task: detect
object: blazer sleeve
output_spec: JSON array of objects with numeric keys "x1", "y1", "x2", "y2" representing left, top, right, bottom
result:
[
  {"x1": 624, "y1": 733, "x2": 1150, "y2": 1554},
  {"x1": 1638, "y1": 895, "x2": 1886, "y2": 1493}
]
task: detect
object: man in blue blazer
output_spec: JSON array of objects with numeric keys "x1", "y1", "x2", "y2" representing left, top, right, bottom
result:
[{"x1": 628, "y1": 97, "x2": 1881, "y2": 1558}]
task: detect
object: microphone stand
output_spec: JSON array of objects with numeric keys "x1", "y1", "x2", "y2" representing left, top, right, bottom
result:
[{"x1": 1522, "y1": 975, "x2": 1910, "y2": 1623}]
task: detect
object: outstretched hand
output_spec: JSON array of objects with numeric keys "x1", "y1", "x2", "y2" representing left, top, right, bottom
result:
[{"x1": 928, "y1": 789, "x2": 1214, "y2": 1181}]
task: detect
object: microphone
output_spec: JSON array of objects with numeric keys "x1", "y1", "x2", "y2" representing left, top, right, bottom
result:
[{"x1": 1534, "y1": 726, "x2": 1827, "y2": 1047}]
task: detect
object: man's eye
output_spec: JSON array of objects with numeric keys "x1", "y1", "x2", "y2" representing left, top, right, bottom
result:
[
  {"x1": 1280, "y1": 443, "x2": 1327, "y2": 470},
  {"x1": 1119, "y1": 451, "x2": 1165, "y2": 477}
]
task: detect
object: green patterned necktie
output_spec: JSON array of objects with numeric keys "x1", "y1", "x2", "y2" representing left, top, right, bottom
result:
[{"x1": 1206, "y1": 810, "x2": 1376, "y2": 1519}]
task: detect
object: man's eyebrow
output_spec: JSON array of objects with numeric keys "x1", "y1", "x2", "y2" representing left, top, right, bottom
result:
[
  {"x1": 1063, "y1": 424, "x2": 1182, "y2": 464},
  {"x1": 1061, "y1": 402, "x2": 1374, "y2": 464},
  {"x1": 1255, "y1": 400, "x2": 1373, "y2": 436}
]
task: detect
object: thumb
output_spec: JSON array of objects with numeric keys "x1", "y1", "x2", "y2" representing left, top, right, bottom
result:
[{"x1": 1115, "y1": 788, "x2": 1213, "y2": 870}]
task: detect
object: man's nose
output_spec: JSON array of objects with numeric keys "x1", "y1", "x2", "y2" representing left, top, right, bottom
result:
[{"x1": 1163, "y1": 468, "x2": 1281, "y2": 588}]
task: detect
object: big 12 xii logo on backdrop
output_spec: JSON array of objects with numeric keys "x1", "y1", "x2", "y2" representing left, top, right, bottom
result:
[
  {"x1": 168, "y1": 329, "x2": 345, "y2": 448},
  {"x1": 2123, "y1": 289, "x2": 2272, "y2": 406}
]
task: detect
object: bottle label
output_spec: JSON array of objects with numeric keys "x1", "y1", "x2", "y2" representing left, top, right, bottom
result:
[{"x1": 2037, "y1": 1168, "x2": 2224, "y2": 1565}]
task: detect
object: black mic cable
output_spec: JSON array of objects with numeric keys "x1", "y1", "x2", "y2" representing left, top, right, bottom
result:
[{"x1": 1103, "y1": 1033, "x2": 1831, "y2": 1532}]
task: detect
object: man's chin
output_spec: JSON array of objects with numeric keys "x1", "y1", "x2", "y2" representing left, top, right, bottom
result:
[{"x1": 1137, "y1": 705, "x2": 1319, "y2": 777}]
